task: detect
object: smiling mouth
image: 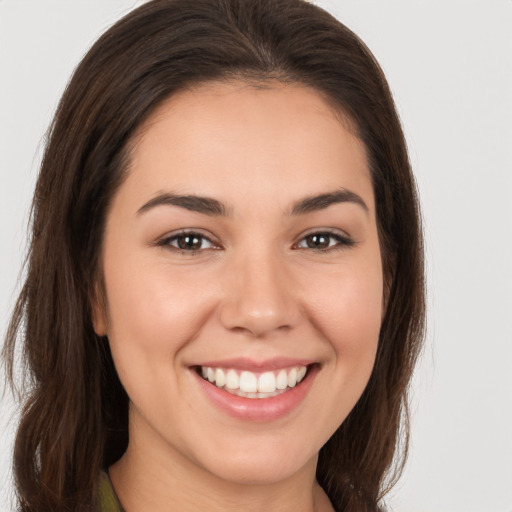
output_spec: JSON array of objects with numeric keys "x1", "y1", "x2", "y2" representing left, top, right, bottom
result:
[{"x1": 194, "y1": 365, "x2": 313, "y2": 399}]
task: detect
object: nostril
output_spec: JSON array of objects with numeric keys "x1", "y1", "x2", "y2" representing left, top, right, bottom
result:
[{"x1": 219, "y1": 304, "x2": 298, "y2": 338}]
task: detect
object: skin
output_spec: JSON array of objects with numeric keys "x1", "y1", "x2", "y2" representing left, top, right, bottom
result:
[{"x1": 93, "y1": 81, "x2": 383, "y2": 512}]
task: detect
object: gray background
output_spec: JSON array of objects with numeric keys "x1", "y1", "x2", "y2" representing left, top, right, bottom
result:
[{"x1": 1, "y1": 1, "x2": 511, "y2": 511}]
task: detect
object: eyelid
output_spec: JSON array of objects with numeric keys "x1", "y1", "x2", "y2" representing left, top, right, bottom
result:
[
  {"x1": 293, "y1": 228, "x2": 355, "y2": 250},
  {"x1": 154, "y1": 228, "x2": 354, "y2": 253},
  {"x1": 156, "y1": 229, "x2": 222, "y2": 252}
]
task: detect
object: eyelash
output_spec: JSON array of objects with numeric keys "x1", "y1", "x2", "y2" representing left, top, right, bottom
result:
[
  {"x1": 294, "y1": 230, "x2": 355, "y2": 251},
  {"x1": 157, "y1": 231, "x2": 219, "y2": 254},
  {"x1": 157, "y1": 229, "x2": 354, "y2": 254}
]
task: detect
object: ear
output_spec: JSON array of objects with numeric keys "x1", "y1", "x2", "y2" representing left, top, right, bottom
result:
[{"x1": 91, "y1": 282, "x2": 108, "y2": 336}]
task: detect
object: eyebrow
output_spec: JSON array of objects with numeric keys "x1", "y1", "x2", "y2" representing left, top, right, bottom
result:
[
  {"x1": 137, "y1": 188, "x2": 368, "y2": 218},
  {"x1": 289, "y1": 189, "x2": 368, "y2": 216},
  {"x1": 137, "y1": 193, "x2": 228, "y2": 216}
]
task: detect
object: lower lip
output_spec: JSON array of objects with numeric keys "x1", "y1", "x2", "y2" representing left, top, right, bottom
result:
[{"x1": 192, "y1": 365, "x2": 318, "y2": 422}]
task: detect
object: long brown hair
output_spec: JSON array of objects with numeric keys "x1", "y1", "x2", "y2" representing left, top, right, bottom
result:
[{"x1": 3, "y1": 1, "x2": 425, "y2": 510}]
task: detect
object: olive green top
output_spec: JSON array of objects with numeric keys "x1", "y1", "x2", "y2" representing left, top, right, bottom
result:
[{"x1": 97, "y1": 472, "x2": 124, "y2": 512}]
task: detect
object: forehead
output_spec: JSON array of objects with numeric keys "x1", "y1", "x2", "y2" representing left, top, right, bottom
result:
[{"x1": 122, "y1": 80, "x2": 373, "y2": 213}]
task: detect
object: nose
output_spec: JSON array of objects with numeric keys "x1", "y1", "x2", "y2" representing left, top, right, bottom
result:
[{"x1": 219, "y1": 250, "x2": 300, "y2": 338}]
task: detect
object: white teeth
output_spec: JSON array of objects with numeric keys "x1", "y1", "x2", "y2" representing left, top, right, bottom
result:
[
  {"x1": 258, "y1": 371, "x2": 276, "y2": 393},
  {"x1": 276, "y1": 369, "x2": 288, "y2": 390},
  {"x1": 239, "y1": 371, "x2": 258, "y2": 393},
  {"x1": 225, "y1": 369, "x2": 239, "y2": 390},
  {"x1": 287, "y1": 367, "x2": 297, "y2": 388},
  {"x1": 200, "y1": 365, "x2": 309, "y2": 397},
  {"x1": 215, "y1": 368, "x2": 226, "y2": 387}
]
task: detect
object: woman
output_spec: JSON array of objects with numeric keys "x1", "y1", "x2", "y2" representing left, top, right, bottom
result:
[{"x1": 3, "y1": 0, "x2": 425, "y2": 511}]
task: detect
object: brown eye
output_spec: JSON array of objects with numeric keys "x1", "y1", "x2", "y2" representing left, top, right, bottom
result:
[
  {"x1": 177, "y1": 234, "x2": 203, "y2": 250},
  {"x1": 296, "y1": 231, "x2": 354, "y2": 251},
  {"x1": 159, "y1": 232, "x2": 216, "y2": 252},
  {"x1": 305, "y1": 234, "x2": 331, "y2": 249}
]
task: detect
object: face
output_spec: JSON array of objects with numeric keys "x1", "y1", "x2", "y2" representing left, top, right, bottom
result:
[{"x1": 93, "y1": 81, "x2": 383, "y2": 486}]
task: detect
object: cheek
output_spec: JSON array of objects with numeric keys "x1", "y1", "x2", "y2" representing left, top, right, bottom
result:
[
  {"x1": 302, "y1": 257, "x2": 383, "y2": 369},
  {"x1": 102, "y1": 262, "x2": 221, "y2": 422},
  {"x1": 103, "y1": 257, "x2": 219, "y2": 365},
  {"x1": 292, "y1": 256, "x2": 383, "y2": 438}
]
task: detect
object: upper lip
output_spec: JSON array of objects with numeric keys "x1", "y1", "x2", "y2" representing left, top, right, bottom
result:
[{"x1": 192, "y1": 357, "x2": 316, "y2": 372}]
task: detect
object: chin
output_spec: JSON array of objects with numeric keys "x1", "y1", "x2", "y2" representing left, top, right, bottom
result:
[
  {"x1": 207, "y1": 458, "x2": 311, "y2": 486},
  {"x1": 189, "y1": 435, "x2": 319, "y2": 486}
]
